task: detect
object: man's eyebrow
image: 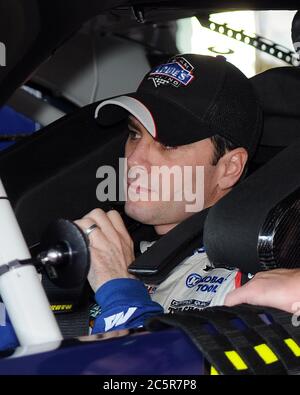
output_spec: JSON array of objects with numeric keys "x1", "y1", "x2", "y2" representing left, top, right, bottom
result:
[{"x1": 128, "y1": 116, "x2": 140, "y2": 130}]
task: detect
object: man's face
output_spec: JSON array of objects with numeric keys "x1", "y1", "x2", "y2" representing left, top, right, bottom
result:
[{"x1": 124, "y1": 115, "x2": 220, "y2": 234}]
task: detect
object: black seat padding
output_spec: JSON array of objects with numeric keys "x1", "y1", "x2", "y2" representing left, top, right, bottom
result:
[
  {"x1": 0, "y1": 101, "x2": 128, "y2": 247},
  {"x1": 251, "y1": 67, "x2": 300, "y2": 166},
  {"x1": 204, "y1": 138, "x2": 300, "y2": 274}
]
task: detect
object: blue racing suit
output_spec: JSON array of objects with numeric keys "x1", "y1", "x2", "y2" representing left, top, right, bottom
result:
[
  {"x1": 0, "y1": 245, "x2": 241, "y2": 350},
  {"x1": 0, "y1": 279, "x2": 163, "y2": 351}
]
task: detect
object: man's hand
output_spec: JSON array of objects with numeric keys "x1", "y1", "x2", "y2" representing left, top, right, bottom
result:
[
  {"x1": 75, "y1": 208, "x2": 135, "y2": 292},
  {"x1": 224, "y1": 268, "x2": 300, "y2": 313}
]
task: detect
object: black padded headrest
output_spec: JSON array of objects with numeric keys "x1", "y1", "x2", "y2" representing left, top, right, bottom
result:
[
  {"x1": 204, "y1": 139, "x2": 300, "y2": 274},
  {"x1": 250, "y1": 66, "x2": 300, "y2": 168},
  {"x1": 251, "y1": 67, "x2": 300, "y2": 148}
]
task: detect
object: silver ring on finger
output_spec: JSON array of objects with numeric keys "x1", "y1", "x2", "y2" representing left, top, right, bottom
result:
[{"x1": 84, "y1": 223, "x2": 99, "y2": 245}]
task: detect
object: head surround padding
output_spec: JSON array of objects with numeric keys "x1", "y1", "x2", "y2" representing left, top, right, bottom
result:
[{"x1": 203, "y1": 139, "x2": 300, "y2": 274}]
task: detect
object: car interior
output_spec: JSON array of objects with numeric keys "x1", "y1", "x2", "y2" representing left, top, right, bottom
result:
[
  {"x1": 0, "y1": 0, "x2": 299, "y2": 374},
  {"x1": 0, "y1": 59, "x2": 299, "y2": 335}
]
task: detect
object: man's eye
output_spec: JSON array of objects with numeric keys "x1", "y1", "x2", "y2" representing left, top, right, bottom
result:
[
  {"x1": 161, "y1": 143, "x2": 178, "y2": 151},
  {"x1": 128, "y1": 130, "x2": 141, "y2": 141}
]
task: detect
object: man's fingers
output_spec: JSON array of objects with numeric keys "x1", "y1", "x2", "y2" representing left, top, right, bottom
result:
[
  {"x1": 75, "y1": 208, "x2": 134, "y2": 265},
  {"x1": 84, "y1": 208, "x2": 122, "y2": 248},
  {"x1": 106, "y1": 210, "x2": 132, "y2": 245},
  {"x1": 74, "y1": 218, "x2": 108, "y2": 248},
  {"x1": 224, "y1": 275, "x2": 268, "y2": 308},
  {"x1": 74, "y1": 218, "x2": 99, "y2": 236},
  {"x1": 224, "y1": 283, "x2": 252, "y2": 307}
]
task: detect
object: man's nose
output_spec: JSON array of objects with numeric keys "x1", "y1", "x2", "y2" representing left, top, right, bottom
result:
[{"x1": 127, "y1": 140, "x2": 151, "y2": 170}]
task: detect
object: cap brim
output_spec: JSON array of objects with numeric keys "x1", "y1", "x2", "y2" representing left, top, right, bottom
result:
[
  {"x1": 94, "y1": 95, "x2": 157, "y2": 139},
  {"x1": 95, "y1": 92, "x2": 215, "y2": 147}
]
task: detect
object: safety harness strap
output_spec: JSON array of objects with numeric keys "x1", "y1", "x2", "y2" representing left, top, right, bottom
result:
[{"x1": 146, "y1": 304, "x2": 300, "y2": 375}]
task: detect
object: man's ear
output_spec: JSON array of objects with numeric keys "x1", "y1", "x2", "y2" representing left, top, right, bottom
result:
[{"x1": 217, "y1": 148, "x2": 248, "y2": 190}]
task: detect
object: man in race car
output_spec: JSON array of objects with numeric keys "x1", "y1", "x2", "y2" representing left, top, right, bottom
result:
[
  {"x1": 75, "y1": 53, "x2": 267, "y2": 333},
  {"x1": 1, "y1": 54, "x2": 299, "y2": 351}
]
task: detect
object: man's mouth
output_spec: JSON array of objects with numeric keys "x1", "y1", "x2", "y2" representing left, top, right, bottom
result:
[
  {"x1": 136, "y1": 186, "x2": 150, "y2": 193},
  {"x1": 128, "y1": 181, "x2": 150, "y2": 193}
]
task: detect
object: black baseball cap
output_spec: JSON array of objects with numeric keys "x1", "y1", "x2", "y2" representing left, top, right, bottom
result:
[{"x1": 95, "y1": 54, "x2": 262, "y2": 158}]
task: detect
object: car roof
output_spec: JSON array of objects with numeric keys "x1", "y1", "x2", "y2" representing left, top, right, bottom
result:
[{"x1": 0, "y1": 0, "x2": 298, "y2": 106}]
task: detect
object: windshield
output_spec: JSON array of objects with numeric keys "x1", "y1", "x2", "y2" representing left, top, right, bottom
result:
[{"x1": 176, "y1": 10, "x2": 298, "y2": 77}]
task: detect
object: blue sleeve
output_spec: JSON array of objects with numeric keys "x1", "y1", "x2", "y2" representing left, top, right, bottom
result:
[
  {"x1": 92, "y1": 278, "x2": 163, "y2": 334},
  {"x1": 0, "y1": 305, "x2": 19, "y2": 351}
]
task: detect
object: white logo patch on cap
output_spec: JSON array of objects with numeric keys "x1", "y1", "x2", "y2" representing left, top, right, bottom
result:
[{"x1": 148, "y1": 56, "x2": 195, "y2": 88}]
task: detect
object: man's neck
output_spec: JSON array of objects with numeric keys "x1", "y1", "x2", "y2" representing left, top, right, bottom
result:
[
  {"x1": 153, "y1": 199, "x2": 221, "y2": 236},
  {"x1": 154, "y1": 222, "x2": 178, "y2": 235}
]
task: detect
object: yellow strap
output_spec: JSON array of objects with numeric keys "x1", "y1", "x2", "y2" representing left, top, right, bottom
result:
[
  {"x1": 210, "y1": 366, "x2": 219, "y2": 375},
  {"x1": 254, "y1": 344, "x2": 278, "y2": 364},
  {"x1": 284, "y1": 338, "x2": 300, "y2": 357},
  {"x1": 225, "y1": 350, "x2": 248, "y2": 370}
]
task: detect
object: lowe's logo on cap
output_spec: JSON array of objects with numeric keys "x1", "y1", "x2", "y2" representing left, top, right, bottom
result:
[{"x1": 148, "y1": 56, "x2": 194, "y2": 88}]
